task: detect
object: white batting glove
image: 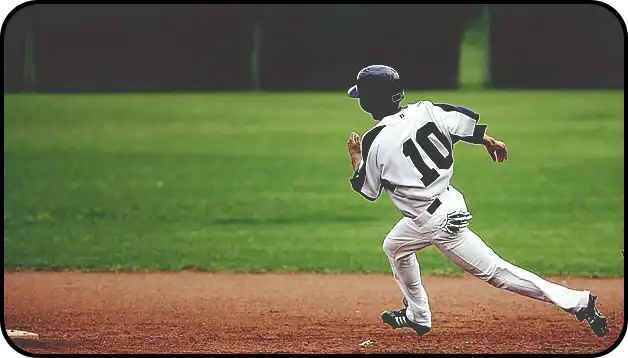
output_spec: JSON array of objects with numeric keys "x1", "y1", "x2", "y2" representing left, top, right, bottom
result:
[{"x1": 441, "y1": 211, "x2": 473, "y2": 234}]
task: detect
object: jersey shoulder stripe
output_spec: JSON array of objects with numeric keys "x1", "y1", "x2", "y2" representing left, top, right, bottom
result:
[{"x1": 429, "y1": 101, "x2": 480, "y2": 122}]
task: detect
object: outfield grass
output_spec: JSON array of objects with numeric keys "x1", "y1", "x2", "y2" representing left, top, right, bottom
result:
[{"x1": 3, "y1": 91, "x2": 624, "y2": 275}]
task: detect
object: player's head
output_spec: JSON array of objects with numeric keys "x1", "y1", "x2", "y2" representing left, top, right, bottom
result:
[{"x1": 347, "y1": 65, "x2": 405, "y2": 120}]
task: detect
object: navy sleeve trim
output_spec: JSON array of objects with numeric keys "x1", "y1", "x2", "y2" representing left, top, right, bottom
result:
[
  {"x1": 355, "y1": 190, "x2": 377, "y2": 202},
  {"x1": 349, "y1": 125, "x2": 386, "y2": 195},
  {"x1": 433, "y1": 102, "x2": 480, "y2": 122},
  {"x1": 451, "y1": 124, "x2": 488, "y2": 145},
  {"x1": 380, "y1": 179, "x2": 396, "y2": 192}
]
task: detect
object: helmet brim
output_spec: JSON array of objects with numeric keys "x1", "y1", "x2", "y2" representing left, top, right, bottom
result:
[{"x1": 347, "y1": 85, "x2": 360, "y2": 99}]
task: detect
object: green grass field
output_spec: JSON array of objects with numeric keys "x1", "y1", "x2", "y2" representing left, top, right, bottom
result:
[{"x1": 3, "y1": 91, "x2": 624, "y2": 275}]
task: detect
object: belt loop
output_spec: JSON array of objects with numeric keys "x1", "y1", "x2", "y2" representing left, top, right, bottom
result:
[{"x1": 412, "y1": 198, "x2": 442, "y2": 227}]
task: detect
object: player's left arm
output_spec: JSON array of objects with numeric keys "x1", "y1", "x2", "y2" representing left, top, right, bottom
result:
[
  {"x1": 434, "y1": 103, "x2": 508, "y2": 163},
  {"x1": 451, "y1": 124, "x2": 508, "y2": 163},
  {"x1": 481, "y1": 133, "x2": 508, "y2": 163},
  {"x1": 451, "y1": 124, "x2": 488, "y2": 146}
]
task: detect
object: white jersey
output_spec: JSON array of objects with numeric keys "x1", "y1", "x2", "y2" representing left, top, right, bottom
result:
[{"x1": 350, "y1": 101, "x2": 487, "y2": 219}]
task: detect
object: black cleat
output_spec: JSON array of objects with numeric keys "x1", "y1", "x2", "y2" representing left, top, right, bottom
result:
[
  {"x1": 575, "y1": 294, "x2": 609, "y2": 337},
  {"x1": 381, "y1": 306, "x2": 431, "y2": 336}
]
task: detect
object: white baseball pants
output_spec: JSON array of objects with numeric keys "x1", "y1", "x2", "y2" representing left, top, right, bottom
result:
[{"x1": 383, "y1": 186, "x2": 590, "y2": 327}]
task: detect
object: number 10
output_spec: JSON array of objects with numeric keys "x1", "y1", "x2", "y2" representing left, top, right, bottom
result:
[{"x1": 402, "y1": 122, "x2": 454, "y2": 186}]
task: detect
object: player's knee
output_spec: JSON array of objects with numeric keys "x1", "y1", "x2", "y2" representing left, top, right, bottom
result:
[
  {"x1": 382, "y1": 237, "x2": 398, "y2": 258},
  {"x1": 486, "y1": 259, "x2": 510, "y2": 288},
  {"x1": 398, "y1": 255, "x2": 414, "y2": 268},
  {"x1": 487, "y1": 272, "x2": 507, "y2": 289}
]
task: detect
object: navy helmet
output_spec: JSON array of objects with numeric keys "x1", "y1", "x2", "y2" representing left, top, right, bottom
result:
[{"x1": 347, "y1": 65, "x2": 405, "y2": 115}]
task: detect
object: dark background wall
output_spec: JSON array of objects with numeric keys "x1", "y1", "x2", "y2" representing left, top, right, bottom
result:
[
  {"x1": 488, "y1": 4, "x2": 624, "y2": 89},
  {"x1": 259, "y1": 4, "x2": 481, "y2": 91},
  {"x1": 10, "y1": 4, "x2": 255, "y2": 92},
  {"x1": 3, "y1": 4, "x2": 625, "y2": 93},
  {"x1": 3, "y1": 2, "x2": 31, "y2": 93}
]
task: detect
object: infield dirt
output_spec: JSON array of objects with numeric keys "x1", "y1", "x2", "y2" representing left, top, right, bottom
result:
[{"x1": 3, "y1": 272, "x2": 624, "y2": 354}]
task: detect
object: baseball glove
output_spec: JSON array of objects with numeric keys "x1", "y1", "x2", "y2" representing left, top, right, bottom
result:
[{"x1": 441, "y1": 211, "x2": 473, "y2": 234}]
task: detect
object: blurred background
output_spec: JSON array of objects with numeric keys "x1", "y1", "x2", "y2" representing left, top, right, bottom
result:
[
  {"x1": 3, "y1": 4, "x2": 624, "y2": 276},
  {"x1": 4, "y1": 4, "x2": 624, "y2": 92}
]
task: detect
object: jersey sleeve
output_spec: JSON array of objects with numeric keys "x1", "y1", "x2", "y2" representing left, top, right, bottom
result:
[
  {"x1": 451, "y1": 124, "x2": 488, "y2": 145},
  {"x1": 431, "y1": 102, "x2": 480, "y2": 138},
  {"x1": 349, "y1": 126, "x2": 385, "y2": 202}
]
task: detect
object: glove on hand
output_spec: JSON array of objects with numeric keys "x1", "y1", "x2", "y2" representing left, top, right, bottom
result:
[{"x1": 441, "y1": 211, "x2": 473, "y2": 234}]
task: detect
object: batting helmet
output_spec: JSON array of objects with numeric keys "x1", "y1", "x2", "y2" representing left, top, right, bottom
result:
[{"x1": 347, "y1": 65, "x2": 405, "y2": 116}]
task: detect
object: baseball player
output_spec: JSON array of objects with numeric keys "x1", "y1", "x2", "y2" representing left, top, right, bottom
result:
[{"x1": 345, "y1": 65, "x2": 608, "y2": 337}]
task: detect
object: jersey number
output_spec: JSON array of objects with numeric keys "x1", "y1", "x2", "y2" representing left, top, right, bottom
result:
[{"x1": 402, "y1": 122, "x2": 453, "y2": 186}]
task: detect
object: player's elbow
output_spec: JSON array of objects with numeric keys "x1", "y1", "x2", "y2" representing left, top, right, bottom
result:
[
  {"x1": 355, "y1": 189, "x2": 378, "y2": 202},
  {"x1": 362, "y1": 193, "x2": 378, "y2": 202},
  {"x1": 352, "y1": 187, "x2": 378, "y2": 202},
  {"x1": 349, "y1": 177, "x2": 379, "y2": 202}
]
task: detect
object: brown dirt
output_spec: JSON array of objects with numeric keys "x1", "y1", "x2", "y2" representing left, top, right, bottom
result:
[{"x1": 3, "y1": 272, "x2": 624, "y2": 354}]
